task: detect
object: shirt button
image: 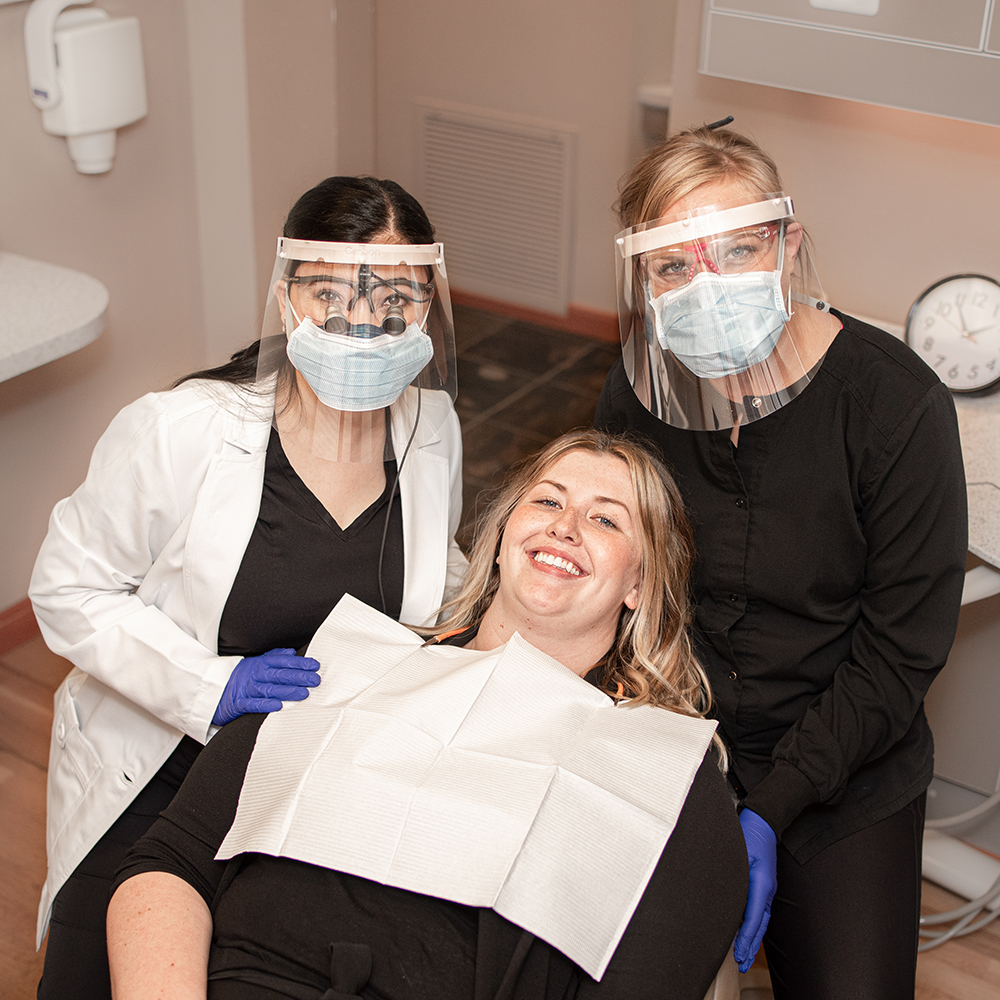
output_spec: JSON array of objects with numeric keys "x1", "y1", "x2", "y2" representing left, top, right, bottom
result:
[
  {"x1": 729, "y1": 671, "x2": 738, "y2": 681},
  {"x1": 735, "y1": 498, "x2": 745, "y2": 508},
  {"x1": 729, "y1": 593, "x2": 739, "y2": 602}
]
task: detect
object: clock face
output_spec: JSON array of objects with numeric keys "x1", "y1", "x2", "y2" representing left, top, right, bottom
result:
[{"x1": 906, "y1": 274, "x2": 1000, "y2": 393}]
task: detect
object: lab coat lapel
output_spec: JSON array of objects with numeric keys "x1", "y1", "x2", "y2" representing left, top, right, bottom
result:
[
  {"x1": 183, "y1": 403, "x2": 271, "y2": 649},
  {"x1": 393, "y1": 390, "x2": 449, "y2": 626}
]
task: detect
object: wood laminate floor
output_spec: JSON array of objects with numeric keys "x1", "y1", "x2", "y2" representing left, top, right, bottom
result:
[{"x1": 1, "y1": 635, "x2": 65, "y2": 999}]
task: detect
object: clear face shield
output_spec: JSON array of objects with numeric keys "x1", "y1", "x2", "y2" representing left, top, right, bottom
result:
[
  {"x1": 257, "y1": 239, "x2": 457, "y2": 462},
  {"x1": 615, "y1": 193, "x2": 831, "y2": 431}
]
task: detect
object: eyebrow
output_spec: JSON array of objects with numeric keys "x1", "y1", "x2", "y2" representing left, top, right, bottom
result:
[{"x1": 534, "y1": 479, "x2": 632, "y2": 512}]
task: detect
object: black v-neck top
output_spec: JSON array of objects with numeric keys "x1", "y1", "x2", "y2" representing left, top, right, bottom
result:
[{"x1": 217, "y1": 427, "x2": 404, "y2": 656}]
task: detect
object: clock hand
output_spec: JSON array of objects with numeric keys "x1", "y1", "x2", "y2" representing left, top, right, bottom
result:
[
  {"x1": 957, "y1": 303, "x2": 973, "y2": 336},
  {"x1": 934, "y1": 312, "x2": 964, "y2": 336},
  {"x1": 966, "y1": 323, "x2": 999, "y2": 336}
]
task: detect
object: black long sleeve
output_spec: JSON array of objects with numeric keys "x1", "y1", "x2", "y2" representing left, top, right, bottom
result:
[
  {"x1": 596, "y1": 312, "x2": 967, "y2": 860},
  {"x1": 114, "y1": 712, "x2": 264, "y2": 905}
]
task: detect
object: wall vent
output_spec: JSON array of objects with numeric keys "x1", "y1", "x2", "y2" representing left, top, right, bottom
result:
[{"x1": 416, "y1": 100, "x2": 576, "y2": 315}]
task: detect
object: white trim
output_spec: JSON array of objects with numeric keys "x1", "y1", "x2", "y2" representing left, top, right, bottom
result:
[{"x1": 617, "y1": 197, "x2": 794, "y2": 259}]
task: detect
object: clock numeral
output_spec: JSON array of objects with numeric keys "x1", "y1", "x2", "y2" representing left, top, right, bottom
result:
[{"x1": 910, "y1": 280, "x2": 1000, "y2": 388}]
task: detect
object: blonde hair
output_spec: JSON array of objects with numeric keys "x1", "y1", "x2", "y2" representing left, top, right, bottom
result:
[
  {"x1": 430, "y1": 431, "x2": 719, "y2": 740},
  {"x1": 616, "y1": 124, "x2": 783, "y2": 229}
]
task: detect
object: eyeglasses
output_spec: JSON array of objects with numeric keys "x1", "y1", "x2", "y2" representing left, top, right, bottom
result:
[
  {"x1": 643, "y1": 224, "x2": 780, "y2": 292},
  {"x1": 286, "y1": 264, "x2": 435, "y2": 334}
]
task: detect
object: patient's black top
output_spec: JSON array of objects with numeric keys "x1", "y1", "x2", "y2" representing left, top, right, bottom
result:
[{"x1": 115, "y1": 708, "x2": 747, "y2": 1000}]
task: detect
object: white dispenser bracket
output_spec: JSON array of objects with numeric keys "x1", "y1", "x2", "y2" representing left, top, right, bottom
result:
[{"x1": 23, "y1": 0, "x2": 146, "y2": 173}]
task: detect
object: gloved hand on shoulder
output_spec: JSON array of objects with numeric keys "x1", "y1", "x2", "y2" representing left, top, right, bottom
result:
[
  {"x1": 213, "y1": 647, "x2": 321, "y2": 727},
  {"x1": 734, "y1": 808, "x2": 777, "y2": 973}
]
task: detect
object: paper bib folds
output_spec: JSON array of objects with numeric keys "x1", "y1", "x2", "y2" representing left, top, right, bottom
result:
[{"x1": 218, "y1": 595, "x2": 716, "y2": 979}]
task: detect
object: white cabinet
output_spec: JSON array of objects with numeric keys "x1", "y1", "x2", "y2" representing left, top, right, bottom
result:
[{"x1": 700, "y1": 0, "x2": 1000, "y2": 127}]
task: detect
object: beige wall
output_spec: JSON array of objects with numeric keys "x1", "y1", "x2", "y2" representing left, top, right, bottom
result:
[
  {"x1": 334, "y1": 0, "x2": 376, "y2": 176},
  {"x1": 669, "y1": 0, "x2": 1000, "y2": 328},
  {"x1": 0, "y1": 0, "x2": 204, "y2": 611},
  {"x1": 244, "y1": 0, "x2": 338, "y2": 302},
  {"x1": 183, "y1": 0, "x2": 258, "y2": 365},
  {"x1": 373, "y1": 0, "x2": 660, "y2": 313},
  {"x1": 0, "y1": 0, "x2": 339, "y2": 612}
]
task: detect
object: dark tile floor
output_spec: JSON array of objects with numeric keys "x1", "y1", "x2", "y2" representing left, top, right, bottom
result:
[{"x1": 451, "y1": 303, "x2": 621, "y2": 548}]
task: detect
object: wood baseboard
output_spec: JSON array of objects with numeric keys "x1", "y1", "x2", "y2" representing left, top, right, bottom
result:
[
  {"x1": 0, "y1": 598, "x2": 40, "y2": 657},
  {"x1": 451, "y1": 289, "x2": 620, "y2": 344}
]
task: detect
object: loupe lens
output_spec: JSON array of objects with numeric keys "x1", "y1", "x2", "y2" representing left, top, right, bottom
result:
[
  {"x1": 324, "y1": 313, "x2": 349, "y2": 335},
  {"x1": 381, "y1": 305, "x2": 406, "y2": 335}
]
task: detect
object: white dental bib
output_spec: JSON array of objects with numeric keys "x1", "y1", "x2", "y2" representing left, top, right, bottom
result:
[{"x1": 218, "y1": 595, "x2": 717, "y2": 980}]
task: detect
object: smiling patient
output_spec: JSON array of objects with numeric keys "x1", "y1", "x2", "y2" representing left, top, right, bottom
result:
[{"x1": 107, "y1": 430, "x2": 747, "y2": 1000}]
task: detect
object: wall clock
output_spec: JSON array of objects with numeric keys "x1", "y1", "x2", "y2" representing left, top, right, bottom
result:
[{"x1": 905, "y1": 274, "x2": 1000, "y2": 394}]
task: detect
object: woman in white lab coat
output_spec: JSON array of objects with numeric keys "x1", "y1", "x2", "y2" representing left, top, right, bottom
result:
[{"x1": 29, "y1": 175, "x2": 465, "y2": 1000}]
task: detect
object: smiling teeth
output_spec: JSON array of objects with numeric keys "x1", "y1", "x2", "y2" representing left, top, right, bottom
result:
[{"x1": 533, "y1": 552, "x2": 582, "y2": 576}]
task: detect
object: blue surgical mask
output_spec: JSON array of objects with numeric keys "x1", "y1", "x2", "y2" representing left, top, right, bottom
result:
[
  {"x1": 651, "y1": 269, "x2": 790, "y2": 379},
  {"x1": 286, "y1": 317, "x2": 434, "y2": 411}
]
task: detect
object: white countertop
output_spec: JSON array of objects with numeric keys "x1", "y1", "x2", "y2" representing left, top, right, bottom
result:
[
  {"x1": 0, "y1": 251, "x2": 108, "y2": 382},
  {"x1": 954, "y1": 393, "x2": 1000, "y2": 569}
]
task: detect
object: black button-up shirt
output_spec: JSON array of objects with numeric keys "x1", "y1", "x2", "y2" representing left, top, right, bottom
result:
[{"x1": 596, "y1": 312, "x2": 967, "y2": 861}]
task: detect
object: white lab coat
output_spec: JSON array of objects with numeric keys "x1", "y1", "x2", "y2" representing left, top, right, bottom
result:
[{"x1": 29, "y1": 379, "x2": 465, "y2": 945}]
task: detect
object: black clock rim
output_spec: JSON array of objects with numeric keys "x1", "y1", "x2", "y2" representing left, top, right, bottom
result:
[{"x1": 904, "y1": 273, "x2": 1000, "y2": 395}]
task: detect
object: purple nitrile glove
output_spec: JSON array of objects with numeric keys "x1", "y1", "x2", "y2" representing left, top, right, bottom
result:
[
  {"x1": 213, "y1": 647, "x2": 321, "y2": 726},
  {"x1": 734, "y1": 808, "x2": 777, "y2": 973}
]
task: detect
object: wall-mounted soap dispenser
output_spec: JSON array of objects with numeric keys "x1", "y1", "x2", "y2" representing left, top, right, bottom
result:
[{"x1": 23, "y1": 0, "x2": 147, "y2": 173}]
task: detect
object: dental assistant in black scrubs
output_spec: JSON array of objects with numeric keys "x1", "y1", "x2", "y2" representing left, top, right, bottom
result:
[{"x1": 595, "y1": 122, "x2": 967, "y2": 999}]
